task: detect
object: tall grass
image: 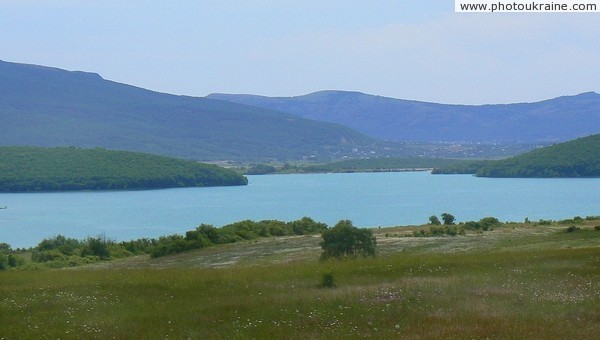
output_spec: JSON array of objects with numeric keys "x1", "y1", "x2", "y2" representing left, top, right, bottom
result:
[{"x1": 1, "y1": 244, "x2": 599, "y2": 339}]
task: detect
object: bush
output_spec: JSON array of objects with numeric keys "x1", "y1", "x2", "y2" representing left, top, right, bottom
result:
[
  {"x1": 81, "y1": 236, "x2": 111, "y2": 260},
  {"x1": 413, "y1": 225, "x2": 463, "y2": 237},
  {"x1": 35, "y1": 235, "x2": 81, "y2": 256},
  {"x1": 32, "y1": 250, "x2": 67, "y2": 263},
  {"x1": 320, "y1": 220, "x2": 376, "y2": 260},
  {"x1": 289, "y1": 217, "x2": 328, "y2": 235},
  {"x1": 594, "y1": 226, "x2": 600, "y2": 231},
  {"x1": 0, "y1": 253, "x2": 7, "y2": 270},
  {"x1": 120, "y1": 238, "x2": 155, "y2": 254},
  {"x1": 463, "y1": 217, "x2": 501, "y2": 231},
  {"x1": 146, "y1": 218, "x2": 331, "y2": 259},
  {"x1": 0, "y1": 243, "x2": 11, "y2": 252},
  {"x1": 221, "y1": 220, "x2": 261, "y2": 240},
  {"x1": 321, "y1": 272, "x2": 336, "y2": 288},
  {"x1": 566, "y1": 226, "x2": 580, "y2": 233},
  {"x1": 429, "y1": 226, "x2": 446, "y2": 236}
]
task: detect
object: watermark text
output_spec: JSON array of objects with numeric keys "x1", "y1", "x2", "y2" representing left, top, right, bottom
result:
[{"x1": 456, "y1": 0, "x2": 600, "y2": 12}]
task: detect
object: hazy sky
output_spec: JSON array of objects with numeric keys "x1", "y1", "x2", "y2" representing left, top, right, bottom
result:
[{"x1": 2, "y1": 1, "x2": 599, "y2": 104}]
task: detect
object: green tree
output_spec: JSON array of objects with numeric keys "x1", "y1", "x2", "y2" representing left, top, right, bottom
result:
[
  {"x1": 429, "y1": 215, "x2": 441, "y2": 225},
  {"x1": 0, "y1": 243, "x2": 11, "y2": 252},
  {"x1": 320, "y1": 220, "x2": 376, "y2": 260},
  {"x1": 441, "y1": 213, "x2": 455, "y2": 225}
]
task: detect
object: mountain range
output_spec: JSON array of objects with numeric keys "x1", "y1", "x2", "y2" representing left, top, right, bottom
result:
[
  {"x1": 0, "y1": 60, "x2": 377, "y2": 161},
  {"x1": 2, "y1": 59, "x2": 598, "y2": 162},
  {"x1": 208, "y1": 90, "x2": 600, "y2": 143}
]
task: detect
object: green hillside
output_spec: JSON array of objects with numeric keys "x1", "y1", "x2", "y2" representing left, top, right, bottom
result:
[
  {"x1": 433, "y1": 134, "x2": 600, "y2": 177},
  {"x1": 0, "y1": 60, "x2": 378, "y2": 162},
  {"x1": 0, "y1": 147, "x2": 247, "y2": 192},
  {"x1": 476, "y1": 134, "x2": 600, "y2": 177}
]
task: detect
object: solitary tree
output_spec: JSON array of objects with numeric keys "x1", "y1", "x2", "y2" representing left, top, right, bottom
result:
[
  {"x1": 441, "y1": 213, "x2": 456, "y2": 225},
  {"x1": 320, "y1": 220, "x2": 376, "y2": 260},
  {"x1": 429, "y1": 215, "x2": 441, "y2": 225}
]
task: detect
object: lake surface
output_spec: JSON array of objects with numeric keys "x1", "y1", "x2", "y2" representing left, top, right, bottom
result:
[{"x1": 1, "y1": 172, "x2": 599, "y2": 248}]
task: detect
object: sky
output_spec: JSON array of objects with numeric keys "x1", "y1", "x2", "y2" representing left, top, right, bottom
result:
[{"x1": 1, "y1": 0, "x2": 599, "y2": 104}]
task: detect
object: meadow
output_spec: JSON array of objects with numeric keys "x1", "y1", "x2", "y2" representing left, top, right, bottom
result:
[{"x1": 1, "y1": 221, "x2": 599, "y2": 339}]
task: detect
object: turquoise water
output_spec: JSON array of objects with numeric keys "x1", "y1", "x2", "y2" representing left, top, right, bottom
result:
[{"x1": 1, "y1": 172, "x2": 599, "y2": 248}]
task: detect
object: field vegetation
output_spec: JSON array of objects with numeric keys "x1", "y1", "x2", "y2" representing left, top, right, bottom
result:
[
  {"x1": 301, "y1": 157, "x2": 467, "y2": 173},
  {"x1": 243, "y1": 158, "x2": 475, "y2": 175},
  {"x1": 1, "y1": 216, "x2": 599, "y2": 338}
]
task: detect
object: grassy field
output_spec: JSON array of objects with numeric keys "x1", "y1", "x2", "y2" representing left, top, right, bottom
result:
[{"x1": 1, "y1": 221, "x2": 599, "y2": 339}]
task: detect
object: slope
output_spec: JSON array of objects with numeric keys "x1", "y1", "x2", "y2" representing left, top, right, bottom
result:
[
  {"x1": 0, "y1": 146, "x2": 248, "y2": 191},
  {"x1": 474, "y1": 134, "x2": 600, "y2": 177},
  {"x1": 0, "y1": 61, "x2": 375, "y2": 161},
  {"x1": 208, "y1": 90, "x2": 600, "y2": 143}
]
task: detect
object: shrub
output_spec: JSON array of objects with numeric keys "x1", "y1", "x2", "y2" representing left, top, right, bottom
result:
[
  {"x1": 120, "y1": 238, "x2": 155, "y2": 254},
  {"x1": 81, "y1": 236, "x2": 111, "y2": 260},
  {"x1": 429, "y1": 226, "x2": 446, "y2": 236},
  {"x1": 222, "y1": 220, "x2": 261, "y2": 240},
  {"x1": 7, "y1": 255, "x2": 18, "y2": 267},
  {"x1": 35, "y1": 235, "x2": 81, "y2": 256},
  {"x1": 462, "y1": 217, "x2": 501, "y2": 231},
  {"x1": 149, "y1": 235, "x2": 190, "y2": 258},
  {"x1": 0, "y1": 243, "x2": 11, "y2": 252},
  {"x1": 479, "y1": 217, "x2": 500, "y2": 230},
  {"x1": 0, "y1": 253, "x2": 7, "y2": 270},
  {"x1": 463, "y1": 221, "x2": 481, "y2": 230},
  {"x1": 594, "y1": 226, "x2": 600, "y2": 231},
  {"x1": 566, "y1": 226, "x2": 580, "y2": 233},
  {"x1": 413, "y1": 225, "x2": 463, "y2": 237},
  {"x1": 31, "y1": 250, "x2": 67, "y2": 263},
  {"x1": 321, "y1": 272, "x2": 336, "y2": 288},
  {"x1": 320, "y1": 220, "x2": 376, "y2": 260},
  {"x1": 289, "y1": 217, "x2": 328, "y2": 235},
  {"x1": 266, "y1": 221, "x2": 288, "y2": 236}
]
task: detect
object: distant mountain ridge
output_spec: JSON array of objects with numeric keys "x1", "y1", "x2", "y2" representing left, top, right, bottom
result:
[
  {"x1": 0, "y1": 60, "x2": 377, "y2": 161},
  {"x1": 208, "y1": 90, "x2": 600, "y2": 143}
]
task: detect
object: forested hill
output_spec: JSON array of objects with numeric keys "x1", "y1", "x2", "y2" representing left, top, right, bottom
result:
[
  {"x1": 0, "y1": 147, "x2": 247, "y2": 192},
  {"x1": 0, "y1": 60, "x2": 375, "y2": 161},
  {"x1": 433, "y1": 134, "x2": 600, "y2": 177},
  {"x1": 208, "y1": 90, "x2": 600, "y2": 143}
]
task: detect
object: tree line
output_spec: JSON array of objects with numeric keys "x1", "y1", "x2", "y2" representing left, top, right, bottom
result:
[
  {"x1": 0, "y1": 217, "x2": 381, "y2": 269},
  {"x1": 5, "y1": 214, "x2": 597, "y2": 270}
]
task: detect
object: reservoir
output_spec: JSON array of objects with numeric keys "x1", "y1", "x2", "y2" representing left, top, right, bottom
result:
[{"x1": 1, "y1": 172, "x2": 599, "y2": 248}]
